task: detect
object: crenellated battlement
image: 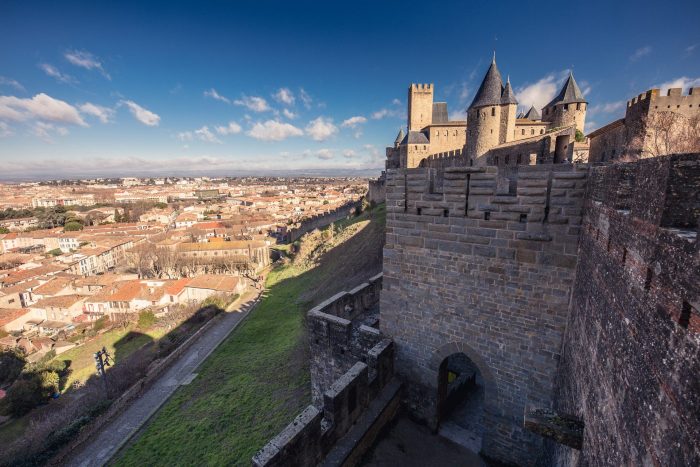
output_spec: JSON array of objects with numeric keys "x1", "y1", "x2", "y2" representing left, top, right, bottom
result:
[
  {"x1": 410, "y1": 83, "x2": 434, "y2": 91},
  {"x1": 627, "y1": 87, "x2": 700, "y2": 109}
]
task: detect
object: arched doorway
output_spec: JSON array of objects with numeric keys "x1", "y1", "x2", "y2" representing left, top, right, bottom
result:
[{"x1": 437, "y1": 352, "x2": 485, "y2": 453}]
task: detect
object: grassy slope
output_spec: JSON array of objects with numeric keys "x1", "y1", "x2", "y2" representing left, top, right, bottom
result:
[{"x1": 115, "y1": 205, "x2": 385, "y2": 466}]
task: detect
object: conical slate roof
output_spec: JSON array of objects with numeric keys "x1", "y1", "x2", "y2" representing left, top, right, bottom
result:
[
  {"x1": 545, "y1": 72, "x2": 586, "y2": 107},
  {"x1": 501, "y1": 78, "x2": 518, "y2": 105},
  {"x1": 394, "y1": 128, "x2": 405, "y2": 145},
  {"x1": 523, "y1": 105, "x2": 541, "y2": 120},
  {"x1": 468, "y1": 57, "x2": 504, "y2": 110}
]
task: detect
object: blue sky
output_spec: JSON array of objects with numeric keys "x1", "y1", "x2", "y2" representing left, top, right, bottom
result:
[{"x1": 1, "y1": 0, "x2": 699, "y2": 179}]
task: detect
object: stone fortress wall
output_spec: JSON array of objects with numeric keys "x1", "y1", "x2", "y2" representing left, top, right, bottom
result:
[
  {"x1": 381, "y1": 163, "x2": 588, "y2": 465},
  {"x1": 286, "y1": 200, "x2": 361, "y2": 243},
  {"x1": 549, "y1": 154, "x2": 700, "y2": 466}
]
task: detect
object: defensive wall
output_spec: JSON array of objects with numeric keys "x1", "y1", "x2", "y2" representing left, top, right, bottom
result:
[
  {"x1": 367, "y1": 175, "x2": 386, "y2": 204},
  {"x1": 287, "y1": 200, "x2": 361, "y2": 243},
  {"x1": 549, "y1": 154, "x2": 700, "y2": 466},
  {"x1": 253, "y1": 274, "x2": 396, "y2": 467},
  {"x1": 381, "y1": 163, "x2": 588, "y2": 465}
]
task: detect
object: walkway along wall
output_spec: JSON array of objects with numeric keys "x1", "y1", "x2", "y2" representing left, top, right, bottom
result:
[
  {"x1": 550, "y1": 154, "x2": 700, "y2": 466},
  {"x1": 381, "y1": 163, "x2": 588, "y2": 465}
]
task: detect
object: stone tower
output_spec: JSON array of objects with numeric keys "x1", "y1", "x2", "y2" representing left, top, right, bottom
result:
[
  {"x1": 466, "y1": 56, "x2": 517, "y2": 165},
  {"x1": 408, "y1": 83, "x2": 434, "y2": 131},
  {"x1": 541, "y1": 72, "x2": 587, "y2": 133}
]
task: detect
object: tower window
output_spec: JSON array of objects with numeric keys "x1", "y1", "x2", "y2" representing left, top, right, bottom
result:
[
  {"x1": 522, "y1": 129, "x2": 525, "y2": 135},
  {"x1": 576, "y1": 103, "x2": 581, "y2": 110},
  {"x1": 564, "y1": 104, "x2": 569, "y2": 110},
  {"x1": 540, "y1": 129, "x2": 544, "y2": 134},
  {"x1": 531, "y1": 129, "x2": 535, "y2": 135},
  {"x1": 491, "y1": 107, "x2": 495, "y2": 116}
]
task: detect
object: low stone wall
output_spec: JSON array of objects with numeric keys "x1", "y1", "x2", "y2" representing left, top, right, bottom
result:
[
  {"x1": 308, "y1": 273, "x2": 383, "y2": 405},
  {"x1": 252, "y1": 340, "x2": 394, "y2": 467}
]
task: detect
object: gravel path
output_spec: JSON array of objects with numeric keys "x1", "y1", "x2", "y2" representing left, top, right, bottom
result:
[{"x1": 68, "y1": 292, "x2": 262, "y2": 467}]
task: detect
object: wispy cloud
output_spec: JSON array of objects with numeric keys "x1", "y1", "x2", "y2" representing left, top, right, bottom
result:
[
  {"x1": 215, "y1": 121, "x2": 242, "y2": 135},
  {"x1": 305, "y1": 117, "x2": 338, "y2": 141},
  {"x1": 79, "y1": 103, "x2": 114, "y2": 123},
  {"x1": 315, "y1": 148, "x2": 334, "y2": 160},
  {"x1": 341, "y1": 116, "x2": 367, "y2": 128},
  {"x1": 120, "y1": 100, "x2": 160, "y2": 126},
  {"x1": 342, "y1": 149, "x2": 356, "y2": 158},
  {"x1": 64, "y1": 49, "x2": 110, "y2": 79},
  {"x1": 282, "y1": 108, "x2": 297, "y2": 119},
  {"x1": 39, "y1": 63, "x2": 77, "y2": 84},
  {"x1": 204, "y1": 88, "x2": 230, "y2": 104},
  {"x1": 247, "y1": 120, "x2": 303, "y2": 141},
  {"x1": 629, "y1": 46, "x2": 651, "y2": 62},
  {"x1": 685, "y1": 44, "x2": 698, "y2": 57},
  {"x1": 234, "y1": 95, "x2": 270, "y2": 112},
  {"x1": 32, "y1": 121, "x2": 69, "y2": 142},
  {"x1": 273, "y1": 88, "x2": 295, "y2": 105},
  {"x1": 588, "y1": 101, "x2": 625, "y2": 116},
  {"x1": 0, "y1": 77, "x2": 24, "y2": 91},
  {"x1": 0, "y1": 122, "x2": 13, "y2": 138},
  {"x1": 299, "y1": 88, "x2": 312, "y2": 109},
  {"x1": 194, "y1": 126, "x2": 221, "y2": 143},
  {"x1": 0, "y1": 93, "x2": 86, "y2": 126},
  {"x1": 654, "y1": 76, "x2": 700, "y2": 94}
]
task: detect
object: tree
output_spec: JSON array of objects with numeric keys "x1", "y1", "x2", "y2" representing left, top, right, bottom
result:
[
  {"x1": 625, "y1": 111, "x2": 700, "y2": 160},
  {"x1": 64, "y1": 221, "x2": 83, "y2": 231},
  {"x1": 0, "y1": 227, "x2": 9, "y2": 234},
  {"x1": 0, "y1": 349, "x2": 26, "y2": 386},
  {"x1": 575, "y1": 129, "x2": 586, "y2": 143}
]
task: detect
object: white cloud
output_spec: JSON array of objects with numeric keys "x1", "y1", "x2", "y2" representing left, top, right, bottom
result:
[
  {"x1": 39, "y1": 63, "x2": 76, "y2": 84},
  {"x1": 273, "y1": 88, "x2": 295, "y2": 105},
  {"x1": 120, "y1": 100, "x2": 160, "y2": 126},
  {"x1": 79, "y1": 102, "x2": 114, "y2": 123},
  {"x1": 371, "y1": 108, "x2": 397, "y2": 120},
  {"x1": 282, "y1": 108, "x2": 297, "y2": 119},
  {"x1": 515, "y1": 71, "x2": 568, "y2": 111},
  {"x1": 215, "y1": 121, "x2": 242, "y2": 135},
  {"x1": 685, "y1": 44, "x2": 698, "y2": 56},
  {"x1": 584, "y1": 120, "x2": 599, "y2": 134},
  {"x1": 315, "y1": 148, "x2": 334, "y2": 160},
  {"x1": 0, "y1": 93, "x2": 86, "y2": 126},
  {"x1": 0, "y1": 121, "x2": 13, "y2": 137},
  {"x1": 342, "y1": 149, "x2": 356, "y2": 158},
  {"x1": 247, "y1": 120, "x2": 303, "y2": 141},
  {"x1": 341, "y1": 116, "x2": 367, "y2": 128},
  {"x1": 654, "y1": 76, "x2": 700, "y2": 95},
  {"x1": 392, "y1": 98, "x2": 402, "y2": 106},
  {"x1": 64, "y1": 49, "x2": 110, "y2": 79},
  {"x1": 0, "y1": 77, "x2": 24, "y2": 91},
  {"x1": 234, "y1": 95, "x2": 270, "y2": 112},
  {"x1": 32, "y1": 122, "x2": 69, "y2": 142},
  {"x1": 195, "y1": 126, "x2": 221, "y2": 143},
  {"x1": 204, "y1": 88, "x2": 230, "y2": 104},
  {"x1": 299, "y1": 88, "x2": 312, "y2": 109},
  {"x1": 305, "y1": 117, "x2": 338, "y2": 141},
  {"x1": 629, "y1": 46, "x2": 652, "y2": 62}
]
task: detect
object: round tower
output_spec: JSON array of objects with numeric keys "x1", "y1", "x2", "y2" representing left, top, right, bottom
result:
[
  {"x1": 467, "y1": 56, "x2": 505, "y2": 165},
  {"x1": 542, "y1": 72, "x2": 587, "y2": 133}
]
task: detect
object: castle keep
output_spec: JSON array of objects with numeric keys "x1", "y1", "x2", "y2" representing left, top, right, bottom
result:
[{"x1": 254, "y1": 59, "x2": 699, "y2": 466}]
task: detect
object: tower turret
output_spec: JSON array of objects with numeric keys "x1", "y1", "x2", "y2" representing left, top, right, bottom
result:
[
  {"x1": 500, "y1": 77, "x2": 518, "y2": 144},
  {"x1": 394, "y1": 127, "x2": 405, "y2": 148},
  {"x1": 542, "y1": 71, "x2": 587, "y2": 133}
]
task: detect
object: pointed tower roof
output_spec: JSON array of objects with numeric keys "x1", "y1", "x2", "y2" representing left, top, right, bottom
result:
[
  {"x1": 523, "y1": 105, "x2": 541, "y2": 121},
  {"x1": 545, "y1": 71, "x2": 587, "y2": 107},
  {"x1": 394, "y1": 128, "x2": 405, "y2": 145},
  {"x1": 501, "y1": 77, "x2": 518, "y2": 105},
  {"x1": 468, "y1": 56, "x2": 505, "y2": 110}
]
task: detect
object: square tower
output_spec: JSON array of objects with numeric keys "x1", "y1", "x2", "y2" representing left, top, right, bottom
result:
[{"x1": 408, "y1": 83, "x2": 434, "y2": 131}]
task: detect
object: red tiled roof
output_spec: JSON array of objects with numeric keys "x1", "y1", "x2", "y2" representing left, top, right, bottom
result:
[{"x1": 185, "y1": 275, "x2": 240, "y2": 292}]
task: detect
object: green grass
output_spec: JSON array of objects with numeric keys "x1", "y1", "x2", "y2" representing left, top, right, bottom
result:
[
  {"x1": 55, "y1": 326, "x2": 166, "y2": 391},
  {"x1": 114, "y1": 263, "x2": 313, "y2": 466},
  {"x1": 114, "y1": 204, "x2": 386, "y2": 467}
]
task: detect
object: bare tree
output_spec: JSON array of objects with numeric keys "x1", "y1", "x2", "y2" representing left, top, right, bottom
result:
[{"x1": 625, "y1": 111, "x2": 700, "y2": 160}]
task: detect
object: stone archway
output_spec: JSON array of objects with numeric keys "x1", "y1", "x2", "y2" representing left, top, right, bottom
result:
[{"x1": 428, "y1": 342, "x2": 498, "y2": 455}]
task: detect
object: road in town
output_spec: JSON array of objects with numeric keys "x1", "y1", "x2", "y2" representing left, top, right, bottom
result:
[{"x1": 68, "y1": 291, "x2": 263, "y2": 467}]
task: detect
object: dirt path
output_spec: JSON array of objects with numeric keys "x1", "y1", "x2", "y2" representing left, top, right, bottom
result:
[{"x1": 67, "y1": 291, "x2": 263, "y2": 467}]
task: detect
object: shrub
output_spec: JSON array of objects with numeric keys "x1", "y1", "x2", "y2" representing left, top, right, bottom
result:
[
  {"x1": 137, "y1": 310, "x2": 156, "y2": 329},
  {"x1": 575, "y1": 129, "x2": 585, "y2": 143},
  {"x1": 47, "y1": 248, "x2": 62, "y2": 256},
  {"x1": 64, "y1": 221, "x2": 83, "y2": 231}
]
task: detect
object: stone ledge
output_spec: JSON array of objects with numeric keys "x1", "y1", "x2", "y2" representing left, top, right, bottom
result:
[{"x1": 523, "y1": 407, "x2": 583, "y2": 450}]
